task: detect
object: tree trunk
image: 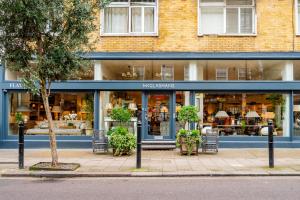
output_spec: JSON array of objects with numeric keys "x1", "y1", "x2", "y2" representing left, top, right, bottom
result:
[{"x1": 41, "y1": 83, "x2": 58, "y2": 166}]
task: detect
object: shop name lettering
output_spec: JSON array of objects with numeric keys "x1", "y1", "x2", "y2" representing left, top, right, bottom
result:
[
  {"x1": 142, "y1": 83, "x2": 175, "y2": 89},
  {"x1": 9, "y1": 83, "x2": 23, "y2": 88}
]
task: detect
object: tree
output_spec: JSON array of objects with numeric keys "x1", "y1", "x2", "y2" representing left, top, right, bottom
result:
[{"x1": 0, "y1": 0, "x2": 111, "y2": 166}]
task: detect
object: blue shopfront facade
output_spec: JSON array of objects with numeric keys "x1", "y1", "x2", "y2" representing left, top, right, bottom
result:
[{"x1": 1, "y1": 52, "x2": 300, "y2": 148}]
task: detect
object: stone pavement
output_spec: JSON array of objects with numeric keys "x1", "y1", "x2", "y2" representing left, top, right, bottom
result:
[{"x1": 1, "y1": 148, "x2": 300, "y2": 177}]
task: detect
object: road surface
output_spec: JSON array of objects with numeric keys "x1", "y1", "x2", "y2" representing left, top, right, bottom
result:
[{"x1": 0, "y1": 177, "x2": 299, "y2": 200}]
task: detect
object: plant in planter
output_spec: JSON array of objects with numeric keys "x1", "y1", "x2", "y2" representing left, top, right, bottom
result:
[
  {"x1": 111, "y1": 107, "x2": 132, "y2": 127},
  {"x1": 109, "y1": 126, "x2": 136, "y2": 156},
  {"x1": 176, "y1": 105, "x2": 201, "y2": 155},
  {"x1": 109, "y1": 107, "x2": 136, "y2": 156}
]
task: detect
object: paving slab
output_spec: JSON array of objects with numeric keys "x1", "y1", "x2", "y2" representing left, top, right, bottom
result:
[{"x1": 1, "y1": 148, "x2": 300, "y2": 177}]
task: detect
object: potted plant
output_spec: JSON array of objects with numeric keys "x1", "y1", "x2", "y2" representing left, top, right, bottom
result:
[
  {"x1": 109, "y1": 126, "x2": 136, "y2": 156},
  {"x1": 176, "y1": 105, "x2": 201, "y2": 155},
  {"x1": 109, "y1": 107, "x2": 136, "y2": 156}
]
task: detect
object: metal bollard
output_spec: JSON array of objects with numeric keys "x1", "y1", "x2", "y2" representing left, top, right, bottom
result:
[
  {"x1": 18, "y1": 122, "x2": 25, "y2": 169},
  {"x1": 268, "y1": 120, "x2": 274, "y2": 168},
  {"x1": 136, "y1": 121, "x2": 142, "y2": 169}
]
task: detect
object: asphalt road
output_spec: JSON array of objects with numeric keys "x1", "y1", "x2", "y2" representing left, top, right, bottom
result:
[{"x1": 0, "y1": 177, "x2": 299, "y2": 200}]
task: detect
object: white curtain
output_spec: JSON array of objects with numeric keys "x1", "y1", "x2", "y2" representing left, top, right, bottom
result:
[
  {"x1": 131, "y1": 7, "x2": 142, "y2": 32},
  {"x1": 104, "y1": 7, "x2": 129, "y2": 33},
  {"x1": 201, "y1": 7, "x2": 224, "y2": 34},
  {"x1": 240, "y1": 8, "x2": 253, "y2": 33},
  {"x1": 144, "y1": 7, "x2": 154, "y2": 32},
  {"x1": 226, "y1": 8, "x2": 239, "y2": 33},
  {"x1": 298, "y1": 0, "x2": 300, "y2": 33}
]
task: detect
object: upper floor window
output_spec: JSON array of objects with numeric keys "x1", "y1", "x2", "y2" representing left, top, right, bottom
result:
[
  {"x1": 199, "y1": 0, "x2": 256, "y2": 35},
  {"x1": 297, "y1": 0, "x2": 300, "y2": 34},
  {"x1": 101, "y1": 0, "x2": 158, "y2": 35},
  {"x1": 216, "y1": 68, "x2": 228, "y2": 80}
]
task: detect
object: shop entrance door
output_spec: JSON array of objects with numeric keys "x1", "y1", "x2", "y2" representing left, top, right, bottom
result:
[{"x1": 142, "y1": 91, "x2": 175, "y2": 140}]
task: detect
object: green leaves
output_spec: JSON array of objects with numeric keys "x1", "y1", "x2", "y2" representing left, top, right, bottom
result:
[
  {"x1": 109, "y1": 126, "x2": 137, "y2": 156},
  {"x1": 176, "y1": 129, "x2": 201, "y2": 156},
  {"x1": 0, "y1": 0, "x2": 108, "y2": 94},
  {"x1": 178, "y1": 105, "x2": 199, "y2": 123},
  {"x1": 111, "y1": 107, "x2": 131, "y2": 123}
]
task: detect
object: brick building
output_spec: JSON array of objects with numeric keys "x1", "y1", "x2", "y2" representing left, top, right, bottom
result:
[{"x1": 2, "y1": 0, "x2": 300, "y2": 148}]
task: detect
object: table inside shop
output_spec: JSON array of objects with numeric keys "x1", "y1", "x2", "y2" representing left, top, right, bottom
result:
[{"x1": 217, "y1": 125, "x2": 261, "y2": 136}]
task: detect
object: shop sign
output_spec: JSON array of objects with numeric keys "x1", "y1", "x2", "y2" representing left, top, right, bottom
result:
[
  {"x1": 9, "y1": 83, "x2": 23, "y2": 89},
  {"x1": 142, "y1": 83, "x2": 175, "y2": 89}
]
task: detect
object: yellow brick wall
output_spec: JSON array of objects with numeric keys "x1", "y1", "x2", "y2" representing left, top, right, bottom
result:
[{"x1": 91, "y1": 0, "x2": 299, "y2": 52}]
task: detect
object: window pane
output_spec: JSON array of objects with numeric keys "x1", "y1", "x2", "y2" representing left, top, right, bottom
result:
[
  {"x1": 197, "y1": 92, "x2": 288, "y2": 137},
  {"x1": 240, "y1": 8, "x2": 253, "y2": 33},
  {"x1": 216, "y1": 68, "x2": 228, "y2": 80},
  {"x1": 104, "y1": 7, "x2": 129, "y2": 33},
  {"x1": 9, "y1": 92, "x2": 94, "y2": 136},
  {"x1": 144, "y1": 7, "x2": 155, "y2": 32},
  {"x1": 131, "y1": 7, "x2": 142, "y2": 32},
  {"x1": 200, "y1": 7, "x2": 224, "y2": 34},
  {"x1": 298, "y1": 7, "x2": 300, "y2": 33},
  {"x1": 100, "y1": 91, "x2": 142, "y2": 136},
  {"x1": 226, "y1": 0, "x2": 253, "y2": 6},
  {"x1": 226, "y1": 8, "x2": 239, "y2": 34}
]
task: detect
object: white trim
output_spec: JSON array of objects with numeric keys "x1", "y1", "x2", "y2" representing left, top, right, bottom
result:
[{"x1": 100, "y1": 0, "x2": 158, "y2": 36}]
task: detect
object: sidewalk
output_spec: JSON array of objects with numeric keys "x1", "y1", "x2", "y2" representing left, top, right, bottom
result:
[{"x1": 1, "y1": 149, "x2": 300, "y2": 177}]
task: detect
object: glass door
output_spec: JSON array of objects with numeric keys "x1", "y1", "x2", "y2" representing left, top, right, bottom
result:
[{"x1": 143, "y1": 92, "x2": 174, "y2": 140}]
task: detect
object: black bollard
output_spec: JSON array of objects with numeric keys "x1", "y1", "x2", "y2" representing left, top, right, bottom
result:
[
  {"x1": 18, "y1": 122, "x2": 25, "y2": 169},
  {"x1": 268, "y1": 120, "x2": 274, "y2": 168},
  {"x1": 136, "y1": 121, "x2": 142, "y2": 169}
]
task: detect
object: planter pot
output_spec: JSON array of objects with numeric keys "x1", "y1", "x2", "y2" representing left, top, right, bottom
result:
[
  {"x1": 179, "y1": 137, "x2": 199, "y2": 155},
  {"x1": 112, "y1": 148, "x2": 132, "y2": 156}
]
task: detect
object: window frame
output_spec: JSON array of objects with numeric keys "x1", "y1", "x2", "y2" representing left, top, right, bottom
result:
[
  {"x1": 216, "y1": 67, "x2": 228, "y2": 80},
  {"x1": 198, "y1": 0, "x2": 257, "y2": 36},
  {"x1": 296, "y1": 0, "x2": 300, "y2": 35},
  {"x1": 100, "y1": 0, "x2": 159, "y2": 36}
]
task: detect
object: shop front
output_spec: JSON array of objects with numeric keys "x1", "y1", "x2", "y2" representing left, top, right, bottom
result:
[{"x1": 2, "y1": 52, "x2": 300, "y2": 148}]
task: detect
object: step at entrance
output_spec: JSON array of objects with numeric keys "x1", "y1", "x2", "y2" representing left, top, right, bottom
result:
[{"x1": 142, "y1": 141, "x2": 176, "y2": 150}]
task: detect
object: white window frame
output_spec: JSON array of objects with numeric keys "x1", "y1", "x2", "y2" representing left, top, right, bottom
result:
[
  {"x1": 216, "y1": 68, "x2": 228, "y2": 80},
  {"x1": 100, "y1": 0, "x2": 159, "y2": 36},
  {"x1": 238, "y1": 67, "x2": 251, "y2": 80},
  {"x1": 198, "y1": 0, "x2": 257, "y2": 36},
  {"x1": 296, "y1": 0, "x2": 300, "y2": 35}
]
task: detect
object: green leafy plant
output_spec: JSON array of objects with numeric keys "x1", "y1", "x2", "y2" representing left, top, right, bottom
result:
[
  {"x1": 81, "y1": 94, "x2": 94, "y2": 121},
  {"x1": 178, "y1": 105, "x2": 199, "y2": 130},
  {"x1": 177, "y1": 105, "x2": 201, "y2": 156},
  {"x1": 109, "y1": 126, "x2": 136, "y2": 156},
  {"x1": 15, "y1": 112, "x2": 24, "y2": 124},
  {"x1": 241, "y1": 119, "x2": 246, "y2": 132},
  {"x1": 176, "y1": 129, "x2": 201, "y2": 156},
  {"x1": 0, "y1": 0, "x2": 112, "y2": 166},
  {"x1": 111, "y1": 107, "x2": 131, "y2": 126}
]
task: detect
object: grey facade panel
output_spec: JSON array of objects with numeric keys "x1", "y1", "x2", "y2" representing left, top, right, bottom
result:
[{"x1": 82, "y1": 52, "x2": 300, "y2": 60}]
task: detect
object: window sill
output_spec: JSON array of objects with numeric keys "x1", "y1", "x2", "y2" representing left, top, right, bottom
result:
[
  {"x1": 100, "y1": 33, "x2": 159, "y2": 37},
  {"x1": 198, "y1": 33, "x2": 257, "y2": 37}
]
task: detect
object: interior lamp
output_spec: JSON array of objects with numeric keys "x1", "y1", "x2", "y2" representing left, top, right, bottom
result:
[{"x1": 215, "y1": 111, "x2": 229, "y2": 118}]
